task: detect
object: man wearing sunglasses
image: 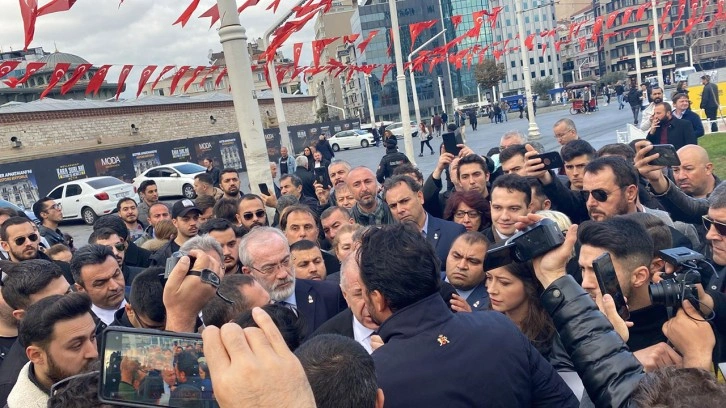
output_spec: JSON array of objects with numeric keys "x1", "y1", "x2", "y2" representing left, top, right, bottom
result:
[
  {"x1": 236, "y1": 194, "x2": 268, "y2": 230},
  {"x1": 32, "y1": 198, "x2": 66, "y2": 247}
]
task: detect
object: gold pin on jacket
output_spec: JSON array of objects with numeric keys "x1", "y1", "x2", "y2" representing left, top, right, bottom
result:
[{"x1": 437, "y1": 334, "x2": 449, "y2": 346}]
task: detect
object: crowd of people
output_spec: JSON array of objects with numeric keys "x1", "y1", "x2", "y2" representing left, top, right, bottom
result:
[{"x1": 1, "y1": 104, "x2": 726, "y2": 407}]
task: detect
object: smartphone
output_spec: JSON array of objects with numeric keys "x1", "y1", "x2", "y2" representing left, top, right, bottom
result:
[
  {"x1": 532, "y1": 151, "x2": 564, "y2": 171},
  {"x1": 99, "y1": 327, "x2": 213, "y2": 408},
  {"x1": 313, "y1": 167, "x2": 332, "y2": 188},
  {"x1": 164, "y1": 251, "x2": 196, "y2": 279},
  {"x1": 648, "y1": 144, "x2": 680, "y2": 167},
  {"x1": 484, "y1": 244, "x2": 514, "y2": 271},
  {"x1": 258, "y1": 183, "x2": 270, "y2": 196},
  {"x1": 442, "y1": 132, "x2": 461, "y2": 155},
  {"x1": 593, "y1": 252, "x2": 630, "y2": 320}
]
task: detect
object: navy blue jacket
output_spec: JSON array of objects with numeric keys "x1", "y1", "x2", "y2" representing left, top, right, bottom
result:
[
  {"x1": 294, "y1": 279, "x2": 347, "y2": 339},
  {"x1": 426, "y1": 215, "x2": 466, "y2": 270},
  {"x1": 373, "y1": 294, "x2": 578, "y2": 407},
  {"x1": 674, "y1": 108, "x2": 705, "y2": 138}
]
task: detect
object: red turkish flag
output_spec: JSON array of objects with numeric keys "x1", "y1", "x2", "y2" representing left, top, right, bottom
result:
[
  {"x1": 215, "y1": 67, "x2": 227, "y2": 88},
  {"x1": 554, "y1": 41, "x2": 563, "y2": 53},
  {"x1": 239, "y1": 0, "x2": 261, "y2": 14},
  {"x1": 579, "y1": 37, "x2": 587, "y2": 52},
  {"x1": 115, "y1": 65, "x2": 133, "y2": 100},
  {"x1": 293, "y1": 42, "x2": 303, "y2": 68},
  {"x1": 677, "y1": 0, "x2": 687, "y2": 21},
  {"x1": 606, "y1": 11, "x2": 619, "y2": 28},
  {"x1": 0, "y1": 61, "x2": 20, "y2": 79},
  {"x1": 169, "y1": 66, "x2": 191, "y2": 95},
  {"x1": 493, "y1": 49, "x2": 503, "y2": 61},
  {"x1": 276, "y1": 66, "x2": 288, "y2": 85},
  {"x1": 60, "y1": 63, "x2": 92, "y2": 94},
  {"x1": 312, "y1": 37, "x2": 338, "y2": 67},
  {"x1": 646, "y1": 26, "x2": 654, "y2": 43},
  {"x1": 409, "y1": 20, "x2": 437, "y2": 51},
  {"x1": 19, "y1": 0, "x2": 38, "y2": 50},
  {"x1": 17, "y1": 61, "x2": 45, "y2": 85},
  {"x1": 198, "y1": 4, "x2": 219, "y2": 28},
  {"x1": 173, "y1": 0, "x2": 200, "y2": 27},
  {"x1": 197, "y1": 66, "x2": 218, "y2": 87},
  {"x1": 636, "y1": 3, "x2": 650, "y2": 21},
  {"x1": 37, "y1": 0, "x2": 76, "y2": 16},
  {"x1": 573, "y1": 21, "x2": 584, "y2": 37},
  {"x1": 359, "y1": 64, "x2": 376, "y2": 75},
  {"x1": 3, "y1": 78, "x2": 19, "y2": 88},
  {"x1": 39, "y1": 62, "x2": 70, "y2": 99},
  {"x1": 381, "y1": 64, "x2": 394, "y2": 85},
  {"x1": 451, "y1": 15, "x2": 462, "y2": 28},
  {"x1": 591, "y1": 16, "x2": 603, "y2": 40},
  {"x1": 343, "y1": 34, "x2": 360, "y2": 45},
  {"x1": 135, "y1": 65, "x2": 157, "y2": 98},
  {"x1": 660, "y1": 2, "x2": 672, "y2": 26},
  {"x1": 291, "y1": 66, "x2": 306, "y2": 82},
  {"x1": 466, "y1": 10, "x2": 487, "y2": 39},
  {"x1": 357, "y1": 30, "x2": 378, "y2": 53},
  {"x1": 267, "y1": 0, "x2": 283, "y2": 13},
  {"x1": 387, "y1": 28, "x2": 394, "y2": 56},
  {"x1": 183, "y1": 66, "x2": 207, "y2": 92},
  {"x1": 487, "y1": 7, "x2": 503, "y2": 29},
  {"x1": 151, "y1": 65, "x2": 175, "y2": 90},
  {"x1": 541, "y1": 42, "x2": 548, "y2": 56},
  {"x1": 525, "y1": 34, "x2": 535, "y2": 51},
  {"x1": 622, "y1": 7, "x2": 634, "y2": 24},
  {"x1": 86, "y1": 64, "x2": 111, "y2": 96}
]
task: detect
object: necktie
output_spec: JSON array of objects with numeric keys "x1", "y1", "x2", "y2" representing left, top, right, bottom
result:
[{"x1": 278, "y1": 301, "x2": 298, "y2": 316}]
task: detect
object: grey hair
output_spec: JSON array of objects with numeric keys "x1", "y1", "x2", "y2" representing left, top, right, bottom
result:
[
  {"x1": 329, "y1": 159, "x2": 351, "y2": 171},
  {"x1": 180, "y1": 235, "x2": 224, "y2": 264},
  {"x1": 553, "y1": 118, "x2": 577, "y2": 132},
  {"x1": 239, "y1": 227, "x2": 288, "y2": 267},
  {"x1": 709, "y1": 182, "x2": 726, "y2": 209},
  {"x1": 339, "y1": 252, "x2": 359, "y2": 291},
  {"x1": 501, "y1": 130, "x2": 527, "y2": 144},
  {"x1": 295, "y1": 155, "x2": 308, "y2": 168}
]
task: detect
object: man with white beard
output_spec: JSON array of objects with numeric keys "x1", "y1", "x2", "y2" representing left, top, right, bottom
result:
[{"x1": 239, "y1": 227, "x2": 346, "y2": 338}]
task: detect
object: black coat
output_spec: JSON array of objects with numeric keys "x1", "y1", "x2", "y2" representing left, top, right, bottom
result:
[
  {"x1": 376, "y1": 149, "x2": 410, "y2": 183},
  {"x1": 294, "y1": 279, "x2": 347, "y2": 339},
  {"x1": 311, "y1": 308, "x2": 355, "y2": 339},
  {"x1": 294, "y1": 167, "x2": 317, "y2": 199},
  {"x1": 124, "y1": 241, "x2": 152, "y2": 268},
  {"x1": 373, "y1": 294, "x2": 578, "y2": 407},
  {"x1": 316, "y1": 139, "x2": 336, "y2": 161},
  {"x1": 646, "y1": 116, "x2": 697, "y2": 150},
  {"x1": 425, "y1": 215, "x2": 466, "y2": 271},
  {"x1": 701, "y1": 82, "x2": 720, "y2": 109}
]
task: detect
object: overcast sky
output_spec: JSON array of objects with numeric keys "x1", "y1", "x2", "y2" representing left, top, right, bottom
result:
[{"x1": 0, "y1": 0, "x2": 318, "y2": 97}]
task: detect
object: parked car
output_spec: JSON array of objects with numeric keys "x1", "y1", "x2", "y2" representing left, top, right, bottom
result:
[
  {"x1": 329, "y1": 129, "x2": 376, "y2": 151},
  {"x1": 133, "y1": 162, "x2": 206, "y2": 200},
  {"x1": 46, "y1": 176, "x2": 135, "y2": 225},
  {"x1": 0, "y1": 199, "x2": 40, "y2": 225},
  {"x1": 385, "y1": 121, "x2": 419, "y2": 139}
]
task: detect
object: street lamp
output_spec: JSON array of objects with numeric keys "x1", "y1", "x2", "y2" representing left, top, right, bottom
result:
[
  {"x1": 363, "y1": 74, "x2": 376, "y2": 127},
  {"x1": 388, "y1": 0, "x2": 415, "y2": 163},
  {"x1": 325, "y1": 103, "x2": 346, "y2": 120},
  {"x1": 577, "y1": 59, "x2": 588, "y2": 81},
  {"x1": 514, "y1": 0, "x2": 541, "y2": 140},
  {"x1": 409, "y1": 29, "x2": 447, "y2": 127},
  {"x1": 689, "y1": 37, "x2": 702, "y2": 69}
]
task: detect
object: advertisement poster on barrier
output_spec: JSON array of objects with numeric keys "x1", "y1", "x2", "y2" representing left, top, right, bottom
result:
[
  {"x1": 0, "y1": 169, "x2": 41, "y2": 210},
  {"x1": 131, "y1": 150, "x2": 161, "y2": 176},
  {"x1": 265, "y1": 129, "x2": 281, "y2": 161},
  {"x1": 95, "y1": 153, "x2": 133, "y2": 183},
  {"x1": 194, "y1": 140, "x2": 216, "y2": 165},
  {"x1": 170, "y1": 145, "x2": 191, "y2": 163},
  {"x1": 218, "y1": 138, "x2": 243, "y2": 170},
  {"x1": 55, "y1": 163, "x2": 88, "y2": 183}
]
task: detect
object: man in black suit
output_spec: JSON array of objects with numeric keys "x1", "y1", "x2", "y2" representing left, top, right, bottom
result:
[
  {"x1": 88, "y1": 228, "x2": 144, "y2": 289},
  {"x1": 483, "y1": 174, "x2": 533, "y2": 244},
  {"x1": 240, "y1": 227, "x2": 346, "y2": 338},
  {"x1": 646, "y1": 102, "x2": 697, "y2": 150},
  {"x1": 445, "y1": 232, "x2": 490, "y2": 311},
  {"x1": 383, "y1": 175, "x2": 465, "y2": 269},
  {"x1": 700, "y1": 74, "x2": 720, "y2": 133},
  {"x1": 312, "y1": 253, "x2": 379, "y2": 353}
]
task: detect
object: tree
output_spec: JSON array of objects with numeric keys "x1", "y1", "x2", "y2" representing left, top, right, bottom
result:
[
  {"x1": 532, "y1": 77, "x2": 555, "y2": 100},
  {"x1": 474, "y1": 59, "x2": 506, "y2": 90},
  {"x1": 316, "y1": 105, "x2": 329, "y2": 123}
]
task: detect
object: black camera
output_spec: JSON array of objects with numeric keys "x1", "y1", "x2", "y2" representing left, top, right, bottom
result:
[
  {"x1": 649, "y1": 247, "x2": 703, "y2": 313},
  {"x1": 484, "y1": 218, "x2": 565, "y2": 271}
]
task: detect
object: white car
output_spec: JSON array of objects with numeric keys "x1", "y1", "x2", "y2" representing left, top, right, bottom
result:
[
  {"x1": 329, "y1": 129, "x2": 375, "y2": 151},
  {"x1": 133, "y1": 162, "x2": 206, "y2": 200},
  {"x1": 385, "y1": 121, "x2": 419, "y2": 138},
  {"x1": 46, "y1": 177, "x2": 135, "y2": 225}
]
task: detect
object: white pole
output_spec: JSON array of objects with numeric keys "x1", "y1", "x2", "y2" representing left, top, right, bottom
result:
[
  {"x1": 477, "y1": 84, "x2": 482, "y2": 106},
  {"x1": 491, "y1": 85, "x2": 497, "y2": 102},
  {"x1": 216, "y1": 0, "x2": 273, "y2": 196},
  {"x1": 325, "y1": 103, "x2": 346, "y2": 120},
  {"x1": 389, "y1": 0, "x2": 415, "y2": 163},
  {"x1": 409, "y1": 29, "x2": 447, "y2": 128},
  {"x1": 634, "y1": 36, "x2": 642, "y2": 83},
  {"x1": 438, "y1": 76, "x2": 446, "y2": 113},
  {"x1": 364, "y1": 74, "x2": 376, "y2": 127},
  {"x1": 651, "y1": 0, "x2": 664, "y2": 87},
  {"x1": 515, "y1": 0, "x2": 541, "y2": 139},
  {"x1": 437, "y1": 0, "x2": 455, "y2": 114}
]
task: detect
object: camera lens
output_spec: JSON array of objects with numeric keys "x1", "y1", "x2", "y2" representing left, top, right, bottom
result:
[{"x1": 648, "y1": 280, "x2": 680, "y2": 308}]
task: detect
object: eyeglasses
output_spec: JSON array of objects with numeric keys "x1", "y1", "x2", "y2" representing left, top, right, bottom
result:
[
  {"x1": 50, "y1": 371, "x2": 100, "y2": 396},
  {"x1": 703, "y1": 215, "x2": 726, "y2": 236},
  {"x1": 112, "y1": 242, "x2": 126, "y2": 252},
  {"x1": 248, "y1": 257, "x2": 291, "y2": 275},
  {"x1": 13, "y1": 233, "x2": 39, "y2": 246},
  {"x1": 454, "y1": 210, "x2": 481, "y2": 219},
  {"x1": 582, "y1": 187, "x2": 622, "y2": 203},
  {"x1": 243, "y1": 210, "x2": 266, "y2": 221},
  {"x1": 44, "y1": 203, "x2": 62, "y2": 212}
]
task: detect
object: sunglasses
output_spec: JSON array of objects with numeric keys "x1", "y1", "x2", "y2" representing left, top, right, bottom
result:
[
  {"x1": 13, "y1": 233, "x2": 39, "y2": 246},
  {"x1": 112, "y1": 242, "x2": 126, "y2": 252},
  {"x1": 242, "y1": 210, "x2": 266, "y2": 221},
  {"x1": 703, "y1": 215, "x2": 726, "y2": 236},
  {"x1": 582, "y1": 187, "x2": 621, "y2": 203}
]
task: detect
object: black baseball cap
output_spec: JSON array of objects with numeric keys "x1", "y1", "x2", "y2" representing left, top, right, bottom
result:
[{"x1": 172, "y1": 199, "x2": 201, "y2": 218}]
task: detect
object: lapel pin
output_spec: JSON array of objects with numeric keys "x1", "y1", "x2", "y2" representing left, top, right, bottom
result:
[
  {"x1": 308, "y1": 295, "x2": 314, "y2": 304},
  {"x1": 473, "y1": 301, "x2": 480, "y2": 308},
  {"x1": 437, "y1": 334, "x2": 449, "y2": 346},
  {"x1": 434, "y1": 232, "x2": 439, "y2": 240}
]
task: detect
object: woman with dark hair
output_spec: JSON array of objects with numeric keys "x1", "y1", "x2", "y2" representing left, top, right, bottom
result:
[
  {"x1": 486, "y1": 262, "x2": 573, "y2": 371},
  {"x1": 443, "y1": 190, "x2": 491, "y2": 232},
  {"x1": 675, "y1": 80, "x2": 688, "y2": 96},
  {"x1": 303, "y1": 147, "x2": 315, "y2": 170}
]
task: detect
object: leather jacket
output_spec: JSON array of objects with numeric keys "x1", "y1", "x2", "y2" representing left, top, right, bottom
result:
[{"x1": 541, "y1": 275, "x2": 644, "y2": 408}]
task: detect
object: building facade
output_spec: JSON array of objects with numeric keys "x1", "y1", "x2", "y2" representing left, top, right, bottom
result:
[{"x1": 559, "y1": 5, "x2": 599, "y2": 83}]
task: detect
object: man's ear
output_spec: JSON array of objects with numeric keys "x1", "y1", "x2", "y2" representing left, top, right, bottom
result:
[
  {"x1": 543, "y1": 199, "x2": 552, "y2": 211},
  {"x1": 11, "y1": 309, "x2": 25, "y2": 321},
  {"x1": 26, "y1": 345, "x2": 45, "y2": 367},
  {"x1": 631, "y1": 265, "x2": 651, "y2": 288},
  {"x1": 75, "y1": 282, "x2": 86, "y2": 293},
  {"x1": 370, "y1": 290, "x2": 388, "y2": 315},
  {"x1": 241, "y1": 266, "x2": 252, "y2": 275},
  {"x1": 0, "y1": 241, "x2": 9, "y2": 253},
  {"x1": 125, "y1": 303, "x2": 135, "y2": 319}
]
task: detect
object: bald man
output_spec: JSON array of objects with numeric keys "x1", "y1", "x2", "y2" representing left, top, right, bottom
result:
[{"x1": 674, "y1": 145, "x2": 721, "y2": 198}]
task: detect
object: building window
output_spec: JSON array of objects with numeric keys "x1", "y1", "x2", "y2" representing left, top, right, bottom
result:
[
  {"x1": 513, "y1": 74, "x2": 518, "y2": 81},
  {"x1": 511, "y1": 61, "x2": 516, "y2": 68},
  {"x1": 529, "y1": 58, "x2": 535, "y2": 65},
  {"x1": 540, "y1": 70, "x2": 545, "y2": 77},
  {"x1": 531, "y1": 72, "x2": 536, "y2": 78}
]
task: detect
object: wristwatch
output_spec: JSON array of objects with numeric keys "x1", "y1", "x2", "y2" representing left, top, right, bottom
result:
[{"x1": 187, "y1": 269, "x2": 233, "y2": 304}]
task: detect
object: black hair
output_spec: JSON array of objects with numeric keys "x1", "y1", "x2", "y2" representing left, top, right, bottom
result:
[
  {"x1": 18, "y1": 292, "x2": 92, "y2": 350},
  {"x1": 498, "y1": 144, "x2": 527, "y2": 164},
  {"x1": 382, "y1": 175, "x2": 421, "y2": 196},
  {"x1": 70, "y1": 244, "x2": 116, "y2": 286},
  {"x1": 213, "y1": 198, "x2": 240, "y2": 224},
  {"x1": 655, "y1": 101, "x2": 673, "y2": 112},
  {"x1": 631, "y1": 366, "x2": 726, "y2": 406},
  {"x1": 280, "y1": 174, "x2": 303, "y2": 188},
  {"x1": 578, "y1": 218, "x2": 654, "y2": 273},
  {"x1": 457, "y1": 154, "x2": 489, "y2": 180},
  {"x1": 198, "y1": 218, "x2": 234, "y2": 235},
  {"x1": 0, "y1": 207, "x2": 18, "y2": 218},
  {"x1": 280, "y1": 204, "x2": 318, "y2": 232},
  {"x1": 597, "y1": 143, "x2": 636, "y2": 163},
  {"x1": 194, "y1": 195, "x2": 216, "y2": 214},
  {"x1": 320, "y1": 206, "x2": 351, "y2": 222},
  {"x1": 32, "y1": 197, "x2": 54, "y2": 220},
  {"x1": 193, "y1": 173, "x2": 214, "y2": 185},
  {"x1": 174, "y1": 350, "x2": 199, "y2": 378},
  {"x1": 235, "y1": 303, "x2": 304, "y2": 351},
  {"x1": 392, "y1": 163, "x2": 424, "y2": 183},
  {"x1": 240, "y1": 193, "x2": 264, "y2": 205},
  {"x1": 619, "y1": 213, "x2": 672, "y2": 256},
  {"x1": 92, "y1": 215, "x2": 129, "y2": 241},
  {"x1": 295, "y1": 334, "x2": 378, "y2": 408},
  {"x1": 1, "y1": 259, "x2": 64, "y2": 310},
  {"x1": 358, "y1": 223, "x2": 440, "y2": 312},
  {"x1": 584, "y1": 156, "x2": 638, "y2": 188},
  {"x1": 115, "y1": 197, "x2": 137, "y2": 212},
  {"x1": 202, "y1": 274, "x2": 259, "y2": 328},
  {"x1": 87, "y1": 227, "x2": 120, "y2": 245},
  {"x1": 290, "y1": 239, "x2": 320, "y2": 252},
  {"x1": 491, "y1": 174, "x2": 532, "y2": 207},
  {"x1": 220, "y1": 168, "x2": 238, "y2": 178},
  {"x1": 138, "y1": 180, "x2": 157, "y2": 195},
  {"x1": 129, "y1": 267, "x2": 166, "y2": 324},
  {"x1": 561, "y1": 139, "x2": 597, "y2": 162},
  {"x1": 46, "y1": 361, "x2": 103, "y2": 408},
  {"x1": 0, "y1": 216, "x2": 34, "y2": 241}
]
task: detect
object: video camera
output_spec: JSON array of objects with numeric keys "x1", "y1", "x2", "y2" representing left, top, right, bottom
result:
[
  {"x1": 648, "y1": 247, "x2": 706, "y2": 314},
  {"x1": 484, "y1": 218, "x2": 565, "y2": 271}
]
